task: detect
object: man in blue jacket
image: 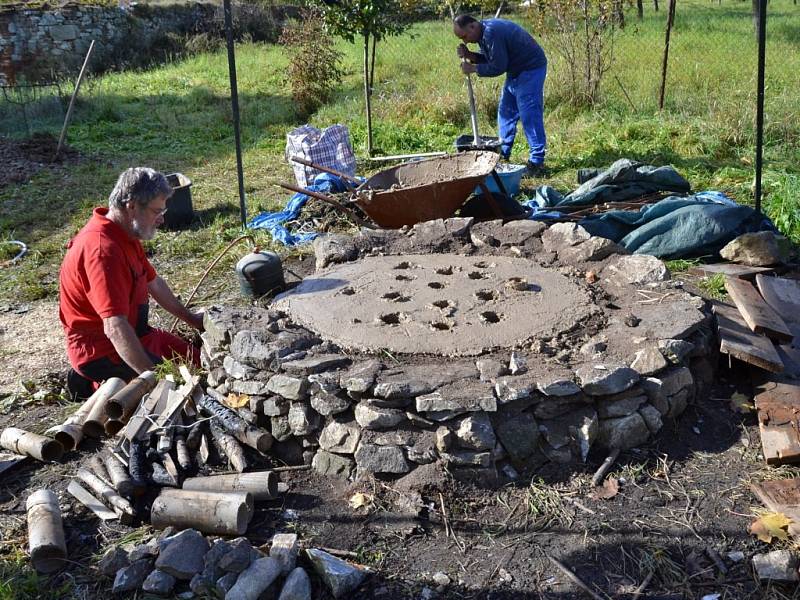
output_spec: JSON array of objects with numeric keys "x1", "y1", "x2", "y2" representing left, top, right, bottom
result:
[{"x1": 454, "y1": 15, "x2": 548, "y2": 176}]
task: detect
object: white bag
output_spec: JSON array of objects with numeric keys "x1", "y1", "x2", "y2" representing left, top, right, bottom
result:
[{"x1": 285, "y1": 124, "x2": 357, "y2": 188}]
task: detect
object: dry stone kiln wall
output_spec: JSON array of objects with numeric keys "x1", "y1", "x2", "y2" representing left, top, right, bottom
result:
[{"x1": 199, "y1": 218, "x2": 717, "y2": 483}]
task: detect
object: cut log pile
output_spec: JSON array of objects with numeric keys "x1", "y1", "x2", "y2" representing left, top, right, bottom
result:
[
  {"x1": 710, "y1": 273, "x2": 800, "y2": 465},
  {"x1": 1, "y1": 365, "x2": 285, "y2": 537}
]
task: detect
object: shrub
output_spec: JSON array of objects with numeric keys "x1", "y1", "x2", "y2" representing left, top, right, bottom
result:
[{"x1": 279, "y1": 8, "x2": 343, "y2": 119}]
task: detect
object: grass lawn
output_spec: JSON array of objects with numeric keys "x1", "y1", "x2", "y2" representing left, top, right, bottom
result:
[{"x1": 0, "y1": 0, "x2": 798, "y2": 305}]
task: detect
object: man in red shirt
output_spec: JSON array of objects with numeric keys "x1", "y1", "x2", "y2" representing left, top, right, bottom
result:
[{"x1": 60, "y1": 167, "x2": 203, "y2": 398}]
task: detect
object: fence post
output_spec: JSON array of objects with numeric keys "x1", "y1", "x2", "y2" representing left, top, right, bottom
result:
[
  {"x1": 754, "y1": 0, "x2": 767, "y2": 214},
  {"x1": 223, "y1": 0, "x2": 247, "y2": 229},
  {"x1": 658, "y1": 0, "x2": 676, "y2": 110},
  {"x1": 364, "y1": 33, "x2": 374, "y2": 157}
]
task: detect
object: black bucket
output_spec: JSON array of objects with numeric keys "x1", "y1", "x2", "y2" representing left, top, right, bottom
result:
[
  {"x1": 236, "y1": 251, "x2": 286, "y2": 298},
  {"x1": 164, "y1": 173, "x2": 194, "y2": 229},
  {"x1": 454, "y1": 134, "x2": 502, "y2": 153}
]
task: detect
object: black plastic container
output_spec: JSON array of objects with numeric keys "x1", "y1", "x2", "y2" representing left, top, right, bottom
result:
[
  {"x1": 454, "y1": 134, "x2": 502, "y2": 153},
  {"x1": 164, "y1": 173, "x2": 194, "y2": 229},
  {"x1": 236, "y1": 251, "x2": 286, "y2": 298}
]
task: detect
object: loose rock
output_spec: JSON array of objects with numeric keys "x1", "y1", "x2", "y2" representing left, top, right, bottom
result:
[
  {"x1": 720, "y1": 231, "x2": 789, "y2": 266},
  {"x1": 226, "y1": 557, "x2": 282, "y2": 600},
  {"x1": 155, "y1": 529, "x2": 209, "y2": 580},
  {"x1": 577, "y1": 364, "x2": 640, "y2": 396},
  {"x1": 270, "y1": 533, "x2": 299, "y2": 575},
  {"x1": 142, "y1": 569, "x2": 176, "y2": 596},
  {"x1": 751, "y1": 549, "x2": 799, "y2": 582},
  {"x1": 306, "y1": 548, "x2": 367, "y2": 599},
  {"x1": 112, "y1": 559, "x2": 154, "y2": 594},
  {"x1": 278, "y1": 567, "x2": 312, "y2": 600}
]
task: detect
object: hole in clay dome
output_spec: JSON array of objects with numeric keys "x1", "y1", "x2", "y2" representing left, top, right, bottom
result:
[
  {"x1": 435, "y1": 266, "x2": 454, "y2": 275},
  {"x1": 428, "y1": 281, "x2": 446, "y2": 289},
  {"x1": 376, "y1": 312, "x2": 407, "y2": 326},
  {"x1": 430, "y1": 321, "x2": 452, "y2": 331},
  {"x1": 382, "y1": 291, "x2": 401, "y2": 300},
  {"x1": 480, "y1": 311, "x2": 502, "y2": 324},
  {"x1": 473, "y1": 261, "x2": 489, "y2": 268},
  {"x1": 474, "y1": 289, "x2": 498, "y2": 301},
  {"x1": 340, "y1": 287, "x2": 356, "y2": 296},
  {"x1": 396, "y1": 274, "x2": 415, "y2": 282},
  {"x1": 468, "y1": 271, "x2": 487, "y2": 280},
  {"x1": 431, "y1": 300, "x2": 450, "y2": 309},
  {"x1": 505, "y1": 277, "x2": 529, "y2": 291},
  {"x1": 394, "y1": 261, "x2": 412, "y2": 269}
]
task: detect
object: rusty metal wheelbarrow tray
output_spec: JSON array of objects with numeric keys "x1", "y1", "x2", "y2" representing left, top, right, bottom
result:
[{"x1": 353, "y1": 151, "x2": 499, "y2": 228}]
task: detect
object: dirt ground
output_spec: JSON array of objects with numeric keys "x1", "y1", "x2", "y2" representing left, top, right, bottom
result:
[
  {"x1": 0, "y1": 134, "x2": 79, "y2": 189},
  {"x1": 0, "y1": 289, "x2": 796, "y2": 599}
]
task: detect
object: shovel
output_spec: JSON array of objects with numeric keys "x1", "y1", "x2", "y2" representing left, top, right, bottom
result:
[{"x1": 464, "y1": 58, "x2": 482, "y2": 148}]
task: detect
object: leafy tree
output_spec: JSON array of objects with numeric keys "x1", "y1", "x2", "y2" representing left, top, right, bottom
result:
[{"x1": 312, "y1": 0, "x2": 410, "y2": 155}]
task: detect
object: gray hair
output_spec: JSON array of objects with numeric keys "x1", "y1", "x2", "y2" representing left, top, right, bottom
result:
[{"x1": 108, "y1": 167, "x2": 173, "y2": 210}]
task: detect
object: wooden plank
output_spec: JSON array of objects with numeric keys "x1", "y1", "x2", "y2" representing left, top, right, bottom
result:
[
  {"x1": 777, "y1": 345, "x2": 800, "y2": 380},
  {"x1": 123, "y1": 379, "x2": 173, "y2": 442},
  {"x1": 756, "y1": 381, "x2": 800, "y2": 464},
  {"x1": 756, "y1": 274, "x2": 800, "y2": 340},
  {"x1": 689, "y1": 263, "x2": 777, "y2": 280},
  {"x1": 712, "y1": 301, "x2": 784, "y2": 373},
  {"x1": 750, "y1": 478, "x2": 800, "y2": 538},
  {"x1": 67, "y1": 480, "x2": 119, "y2": 521},
  {"x1": 724, "y1": 276, "x2": 793, "y2": 342}
]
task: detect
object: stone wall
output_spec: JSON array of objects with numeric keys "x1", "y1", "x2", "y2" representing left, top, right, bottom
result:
[
  {"x1": 196, "y1": 217, "x2": 718, "y2": 484},
  {"x1": 0, "y1": 2, "x2": 217, "y2": 85}
]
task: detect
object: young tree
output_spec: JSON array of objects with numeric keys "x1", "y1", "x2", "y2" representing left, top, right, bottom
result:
[{"x1": 313, "y1": 0, "x2": 409, "y2": 155}]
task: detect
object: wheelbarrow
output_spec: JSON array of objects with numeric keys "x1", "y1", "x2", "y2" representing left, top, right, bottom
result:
[{"x1": 279, "y1": 151, "x2": 510, "y2": 229}]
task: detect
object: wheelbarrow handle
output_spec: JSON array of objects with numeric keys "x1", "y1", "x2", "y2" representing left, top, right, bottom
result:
[
  {"x1": 275, "y1": 182, "x2": 375, "y2": 229},
  {"x1": 288, "y1": 156, "x2": 363, "y2": 188}
]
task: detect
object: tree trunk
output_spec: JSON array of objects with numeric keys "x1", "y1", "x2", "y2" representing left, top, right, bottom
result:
[
  {"x1": 364, "y1": 33, "x2": 374, "y2": 156},
  {"x1": 637, "y1": 0, "x2": 644, "y2": 18},
  {"x1": 654, "y1": 0, "x2": 659, "y2": 11},
  {"x1": 369, "y1": 36, "x2": 377, "y2": 92}
]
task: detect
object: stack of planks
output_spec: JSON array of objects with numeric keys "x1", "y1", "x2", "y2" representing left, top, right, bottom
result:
[{"x1": 711, "y1": 272, "x2": 800, "y2": 465}]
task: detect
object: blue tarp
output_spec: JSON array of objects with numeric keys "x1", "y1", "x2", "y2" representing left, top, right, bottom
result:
[{"x1": 247, "y1": 173, "x2": 351, "y2": 246}]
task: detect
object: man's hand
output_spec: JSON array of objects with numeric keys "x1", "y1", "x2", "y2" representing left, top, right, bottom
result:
[
  {"x1": 456, "y1": 43, "x2": 469, "y2": 59},
  {"x1": 461, "y1": 62, "x2": 478, "y2": 75},
  {"x1": 103, "y1": 315, "x2": 156, "y2": 374},
  {"x1": 187, "y1": 310, "x2": 204, "y2": 332}
]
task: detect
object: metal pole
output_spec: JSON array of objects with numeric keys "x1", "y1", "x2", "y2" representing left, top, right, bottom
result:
[
  {"x1": 223, "y1": 0, "x2": 247, "y2": 228},
  {"x1": 754, "y1": 0, "x2": 767, "y2": 214},
  {"x1": 56, "y1": 40, "x2": 95, "y2": 160}
]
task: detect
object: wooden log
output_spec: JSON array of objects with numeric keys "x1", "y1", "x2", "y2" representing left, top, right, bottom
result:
[
  {"x1": 123, "y1": 379, "x2": 173, "y2": 442},
  {"x1": 46, "y1": 378, "x2": 125, "y2": 450},
  {"x1": 712, "y1": 301, "x2": 783, "y2": 372},
  {"x1": 185, "y1": 419, "x2": 206, "y2": 451},
  {"x1": 755, "y1": 380, "x2": 800, "y2": 465},
  {"x1": 198, "y1": 432, "x2": 211, "y2": 467},
  {"x1": 182, "y1": 471, "x2": 279, "y2": 501},
  {"x1": 200, "y1": 391, "x2": 273, "y2": 452},
  {"x1": 209, "y1": 420, "x2": 247, "y2": 473},
  {"x1": 76, "y1": 468, "x2": 135, "y2": 521},
  {"x1": 106, "y1": 371, "x2": 158, "y2": 421},
  {"x1": 82, "y1": 378, "x2": 127, "y2": 438},
  {"x1": 151, "y1": 489, "x2": 253, "y2": 536},
  {"x1": 150, "y1": 461, "x2": 179, "y2": 487},
  {"x1": 160, "y1": 488, "x2": 254, "y2": 516},
  {"x1": 86, "y1": 455, "x2": 111, "y2": 484},
  {"x1": 104, "y1": 420, "x2": 124, "y2": 436},
  {"x1": 0, "y1": 428, "x2": 63, "y2": 462},
  {"x1": 128, "y1": 440, "x2": 148, "y2": 493},
  {"x1": 724, "y1": 276, "x2": 793, "y2": 342},
  {"x1": 175, "y1": 434, "x2": 191, "y2": 470},
  {"x1": 102, "y1": 452, "x2": 135, "y2": 498},
  {"x1": 26, "y1": 490, "x2": 67, "y2": 573},
  {"x1": 67, "y1": 480, "x2": 118, "y2": 521}
]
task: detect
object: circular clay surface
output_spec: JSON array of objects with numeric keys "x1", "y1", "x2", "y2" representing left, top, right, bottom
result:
[{"x1": 274, "y1": 254, "x2": 597, "y2": 356}]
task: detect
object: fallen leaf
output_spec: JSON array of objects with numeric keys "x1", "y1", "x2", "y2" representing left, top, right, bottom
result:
[
  {"x1": 349, "y1": 492, "x2": 373, "y2": 510},
  {"x1": 592, "y1": 478, "x2": 619, "y2": 500},
  {"x1": 224, "y1": 393, "x2": 249, "y2": 409},
  {"x1": 749, "y1": 512, "x2": 792, "y2": 543},
  {"x1": 729, "y1": 392, "x2": 754, "y2": 414}
]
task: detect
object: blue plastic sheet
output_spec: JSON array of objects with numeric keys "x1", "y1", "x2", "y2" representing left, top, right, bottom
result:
[{"x1": 247, "y1": 173, "x2": 351, "y2": 246}]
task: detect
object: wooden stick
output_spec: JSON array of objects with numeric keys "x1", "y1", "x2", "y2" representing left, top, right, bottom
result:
[
  {"x1": 67, "y1": 480, "x2": 118, "y2": 521},
  {"x1": 548, "y1": 556, "x2": 606, "y2": 600},
  {"x1": 102, "y1": 452, "x2": 135, "y2": 498},
  {"x1": 106, "y1": 371, "x2": 157, "y2": 421},
  {"x1": 209, "y1": 420, "x2": 247, "y2": 473},
  {"x1": 631, "y1": 570, "x2": 654, "y2": 600},
  {"x1": 591, "y1": 449, "x2": 620, "y2": 487},
  {"x1": 76, "y1": 468, "x2": 134, "y2": 521},
  {"x1": 56, "y1": 40, "x2": 94, "y2": 159},
  {"x1": 201, "y1": 391, "x2": 272, "y2": 452},
  {"x1": 175, "y1": 434, "x2": 191, "y2": 470}
]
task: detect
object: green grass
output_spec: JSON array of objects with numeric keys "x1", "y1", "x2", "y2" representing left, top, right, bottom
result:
[{"x1": 0, "y1": 0, "x2": 798, "y2": 303}]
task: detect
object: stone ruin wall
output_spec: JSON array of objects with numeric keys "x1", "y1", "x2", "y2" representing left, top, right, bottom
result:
[
  {"x1": 0, "y1": 2, "x2": 217, "y2": 85},
  {"x1": 196, "y1": 218, "x2": 719, "y2": 483}
]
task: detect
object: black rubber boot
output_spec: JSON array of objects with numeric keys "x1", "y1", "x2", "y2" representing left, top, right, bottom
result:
[{"x1": 66, "y1": 368, "x2": 94, "y2": 401}]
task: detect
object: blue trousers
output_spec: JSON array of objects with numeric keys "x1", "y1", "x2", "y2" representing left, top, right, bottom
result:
[{"x1": 498, "y1": 65, "x2": 547, "y2": 164}]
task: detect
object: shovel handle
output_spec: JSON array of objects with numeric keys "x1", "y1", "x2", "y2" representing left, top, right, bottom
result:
[
  {"x1": 289, "y1": 156, "x2": 362, "y2": 188},
  {"x1": 275, "y1": 182, "x2": 375, "y2": 229}
]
